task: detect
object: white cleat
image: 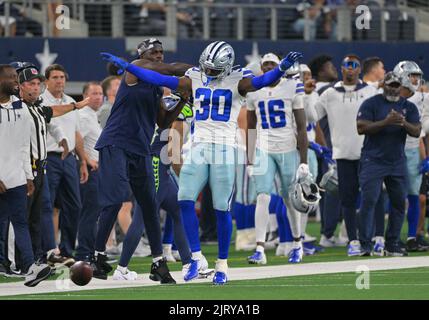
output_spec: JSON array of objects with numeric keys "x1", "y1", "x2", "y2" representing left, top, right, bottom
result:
[{"x1": 113, "y1": 268, "x2": 138, "y2": 281}]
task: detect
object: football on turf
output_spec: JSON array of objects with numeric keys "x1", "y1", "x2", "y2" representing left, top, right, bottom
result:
[{"x1": 70, "y1": 261, "x2": 93, "y2": 286}]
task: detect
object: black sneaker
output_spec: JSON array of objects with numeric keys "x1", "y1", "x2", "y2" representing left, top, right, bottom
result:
[
  {"x1": 0, "y1": 262, "x2": 11, "y2": 277},
  {"x1": 96, "y1": 253, "x2": 113, "y2": 274},
  {"x1": 416, "y1": 235, "x2": 429, "y2": 248},
  {"x1": 406, "y1": 238, "x2": 429, "y2": 252},
  {"x1": 149, "y1": 258, "x2": 176, "y2": 284},
  {"x1": 385, "y1": 245, "x2": 408, "y2": 257},
  {"x1": 90, "y1": 260, "x2": 108, "y2": 280}
]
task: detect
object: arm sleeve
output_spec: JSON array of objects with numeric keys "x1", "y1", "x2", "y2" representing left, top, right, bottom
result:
[
  {"x1": 292, "y1": 93, "x2": 304, "y2": 110},
  {"x1": 245, "y1": 94, "x2": 255, "y2": 111},
  {"x1": 421, "y1": 94, "x2": 429, "y2": 134},
  {"x1": 251, "y1": 67, "x2": 284, "y2": 90},
  {"x1": 304, "y1": 91, "x2": 319, "y2": 123},
  {"x1": 356, "y1": 99, "x2": 374, "y2": 121},
  {"x1": 47, "y1": 121, "x2": 67, "y2": 144},
  {"x1": 22, "y1": 112, "x2": 33, "y2": 180},
  {"x1": 406, "y1": 101, "x2": 421, "y2": 124},
  {"x1": 126, "y1": 63, "x2": 180, "y2": 90},
  {"x1": 314, "y1": 90, "x2": 328, "y2": 120}
]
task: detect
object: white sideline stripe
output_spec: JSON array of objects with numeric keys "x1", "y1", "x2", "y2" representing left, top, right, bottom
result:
[{"x1": 0, "y1": 256, "x2": 428, "y2": 297}]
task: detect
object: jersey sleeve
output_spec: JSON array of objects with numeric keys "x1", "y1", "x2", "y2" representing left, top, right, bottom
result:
[
  {"x1": 314, "y1": 89, "x2": 328, "y2": 120},
  {"x1": 356, "y1": 98, "x2": 374, "y2": 121},
  {"x1": 295, "y1": 80, "x2": 305, "y2": 95},
  {"x1": 185, "y1": 67, "x2": 199, "y2": 79},
  {"x1": 406, "y1": 100, "x2": 421, "y2": 124},
  {"x1": 177, "y1": 103, "x2": 194, "y2": 121}
]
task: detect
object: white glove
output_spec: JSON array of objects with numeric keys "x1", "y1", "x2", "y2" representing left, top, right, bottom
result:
[
  {"x1": 246, "y1": 165, "x2": 254, "y2": 177},
  {"x1": 295, "y1": 163, "x2": 310, "y2": 180}
]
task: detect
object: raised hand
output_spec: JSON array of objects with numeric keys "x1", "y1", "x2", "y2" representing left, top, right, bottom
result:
[
  {"x1": 100, "y1": 52, "x2": 129, "y2": 72},
  {"x1": 279, "y1": 51, "x2": 303, "y2": 72}
]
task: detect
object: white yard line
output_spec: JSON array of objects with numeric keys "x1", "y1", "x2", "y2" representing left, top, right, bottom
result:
[{"x1": 0, "y1": 256, "x2": 428, "y2": 297}]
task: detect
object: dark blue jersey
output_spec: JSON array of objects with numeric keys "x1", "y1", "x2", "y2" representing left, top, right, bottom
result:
[
  {"x1": 151, "y1": 127, "x2": 168, "y2": 157},
  {"x1": 95, "y1": 79, "x2": 163, "y2": 156},
  {"x1": 357, "y1": 94, "x2": 420, "y2": 164}
]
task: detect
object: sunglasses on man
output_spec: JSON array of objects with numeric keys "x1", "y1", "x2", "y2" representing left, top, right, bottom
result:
[{"x1": 342, "y1": 61, "x2": 360, "y2": 69}]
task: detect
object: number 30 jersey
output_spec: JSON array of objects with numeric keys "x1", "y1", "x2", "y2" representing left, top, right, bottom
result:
[
  {"x1": 246, "y1": 78, "x2": 305, "y2": 154},
  {"x1": 185, "y1": 66, "x2": 253, "y2": 146}
]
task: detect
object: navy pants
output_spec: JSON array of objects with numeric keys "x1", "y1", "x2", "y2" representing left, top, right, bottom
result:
[
  {"x1": 44, "y1": 153, "x2": 82, "y2": 257},
  {"x1": 359, "y1": 158, "x2": 407, "y2": 251},
  {"x1": 41, "y1": 173, "x2": 56, "y2": 253},
  {"x1": 76, "y1": 168, "x2": 100, "y2": 261},
  {"x1": 0, "y1": 185, "x2": 34, "y2": 272},
  {"x1": 321, "y1": 191, "x2": 342, "y2": 238},
  {"x1": 127, "y1": 159, "x2": 192, "y2": 266},
  {"x1": 95, "y1": 146, "x2": 161, "y2": 262}
]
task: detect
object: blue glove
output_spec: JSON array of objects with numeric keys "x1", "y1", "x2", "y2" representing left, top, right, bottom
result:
[
  {"x1": 101, "y1": 52, "x2": 129, "y2": 73},
  {"x1": 420, "y1": 157, "x2": 429, "y2": 174},
  {"x1": 279, "y1": 51, "x2": 303, "y2": 72},
  {"x1": 309, "y1": 141, "x2": 324, "y2": 157}
]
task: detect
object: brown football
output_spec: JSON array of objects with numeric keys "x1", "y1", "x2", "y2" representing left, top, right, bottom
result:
[{"x1": 70, "y1": 261, "x2": 93, "y2": 286}]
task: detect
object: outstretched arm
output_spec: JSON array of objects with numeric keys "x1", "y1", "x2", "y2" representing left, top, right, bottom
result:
[
  {"x1": 101, "y1": 52, "x2": 192, "y2": 90},
  {"x1": 238, "y1": 51, "x2": 303, "y2": 96}
]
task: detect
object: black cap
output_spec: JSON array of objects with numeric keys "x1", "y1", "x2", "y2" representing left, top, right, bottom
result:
[
  {"x1": 137, "y1": 38, "x2": 163, "y2": 56},
  {"x1": 384, "y1": 71, "x2": 401, "y2": 86},
  {"x1": 18, "y1": 67, "x2": 45, "y2": 84},
  {"x1": 10, "y1": 61, "x2": 38, "y2": 73}
]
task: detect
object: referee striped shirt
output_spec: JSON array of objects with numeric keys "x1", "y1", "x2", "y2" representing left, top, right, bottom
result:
[{"x1": 25, "y1": 100, "x2": 66, "y2": 161}]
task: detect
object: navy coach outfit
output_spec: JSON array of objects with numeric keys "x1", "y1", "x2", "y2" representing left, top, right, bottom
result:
[
  {"x1": 357, "y1": 94, "x2": 420, "y2": 252},
  {"x1": 94, "y1": 79, "x2": 163, "y2": 259}
]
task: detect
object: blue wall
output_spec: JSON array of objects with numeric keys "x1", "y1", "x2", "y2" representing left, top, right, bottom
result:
[{"x1": 1, "y1": 38, "x2": 428, "y2": 81}]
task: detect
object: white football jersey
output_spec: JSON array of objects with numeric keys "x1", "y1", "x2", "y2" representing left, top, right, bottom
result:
[
  {"x1": 185, "y1": 66, "x2": 253, "y2": 146},
  {"x1": 246, "y1": 78, "x2": 304, "y2": 153},
  {"x1": 405, "y1": 91, "x2": 429, "y2": 150}
]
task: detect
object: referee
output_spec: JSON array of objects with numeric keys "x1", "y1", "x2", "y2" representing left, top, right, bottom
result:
[{"x1": 14, "y1": 62, "x2": 89, "y2": 263}]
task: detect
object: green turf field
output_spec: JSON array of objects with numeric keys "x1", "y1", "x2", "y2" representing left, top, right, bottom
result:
[
  {"x1": 2, "y1": 267, "x2": 429, "y2": 300},
  {"x1": 1, "y1": 220, "x2": 428, "y2": 300}
]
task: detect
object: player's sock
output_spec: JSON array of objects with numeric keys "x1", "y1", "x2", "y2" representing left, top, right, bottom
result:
[
  {"x1": 256, "y1": 245, "x2": 265, "y2": 254},
  {"x1": 301, "y1": 213, "x2": 309, "y2": 239},
  {"x1": 162, "y1": 214, "x2": 174, "y2": 244},
  {"x1": 178, "y1": 200, "x2": 201, "y2": 252},
  {"x1": 117, "y1": 265, "x2": 128, "y2": 274},
  {"x1": 234, "y1": 202, "x2": 247, "y2": 231},
  {"x1": 216, "y1": 210, "x2": 233, "y2": 259},
  {"x1": 255, "y1": 193, "x2": 271, "y2": 243},
  {"x1": 246, "y1": 204, "x2": 256, "y2": 229},
  {"x1": 276, "y1": 199, "x2": 293, "y2": 242},
  {"x1": 269, "y1": 213, "x2": 278, "y2": 233},
  {"x1": 407, "y1": 194, "x2": 420, "y2": 238},
  {"x1": 284, "y1": 197, "x2": 301, "y2": 240}
]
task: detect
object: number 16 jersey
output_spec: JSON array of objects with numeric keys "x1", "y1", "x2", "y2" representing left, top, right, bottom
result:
[
  {"x1": 246, "y1": 78, "x2": 305, "y2": 154},
  {"x1": 185, "y1": 66, "x2": 253, "y2": 147}
]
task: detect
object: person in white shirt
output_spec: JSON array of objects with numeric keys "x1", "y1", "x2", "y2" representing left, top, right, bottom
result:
[
  {"x1": 98, "y1": 75, "x2": 121, "y2": 129},
  {"x1": 0, "y1": 64, "x2": 51, "y2": 286},
  {"x1": 75, "y1": 82, "x2": 104, "y2": 262},
  {"x1": 314, "y1": 54, "x2": 378, "y2": 257},
  {"x1": 40, "y1": 64, "x2": 88, "y2": 264}
]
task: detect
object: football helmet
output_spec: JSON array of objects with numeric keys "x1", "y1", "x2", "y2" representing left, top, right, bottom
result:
[
  {"x1": 393, "y1": 60, "x2": 424, "y2": 93},
  {"x1": 199, "y1": 41, "x2": 235, "y2": 86},
  {"x1": 289, "y1": 175, "x2": 321, "y2": 214}
]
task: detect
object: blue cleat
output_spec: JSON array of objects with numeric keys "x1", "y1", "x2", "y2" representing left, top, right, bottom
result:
[
  {"x1": 347, "y1": 240, "x2": 362, "y2": 257},
  {"x1": 213, "y1": 271, "x2": 227, "y2": 285},
  {"x1": 247, "y1": 251, "x2": 267, "y2": 265},
  {"x1": 288, "y1": 247, "x2": 303, "y2": 263},
  {"x1": 183, "y1": 259, "x2": 199, "y2": 282},
  {"x1": 303, "y1": 242, "x2": 316, "y2": 256}
]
